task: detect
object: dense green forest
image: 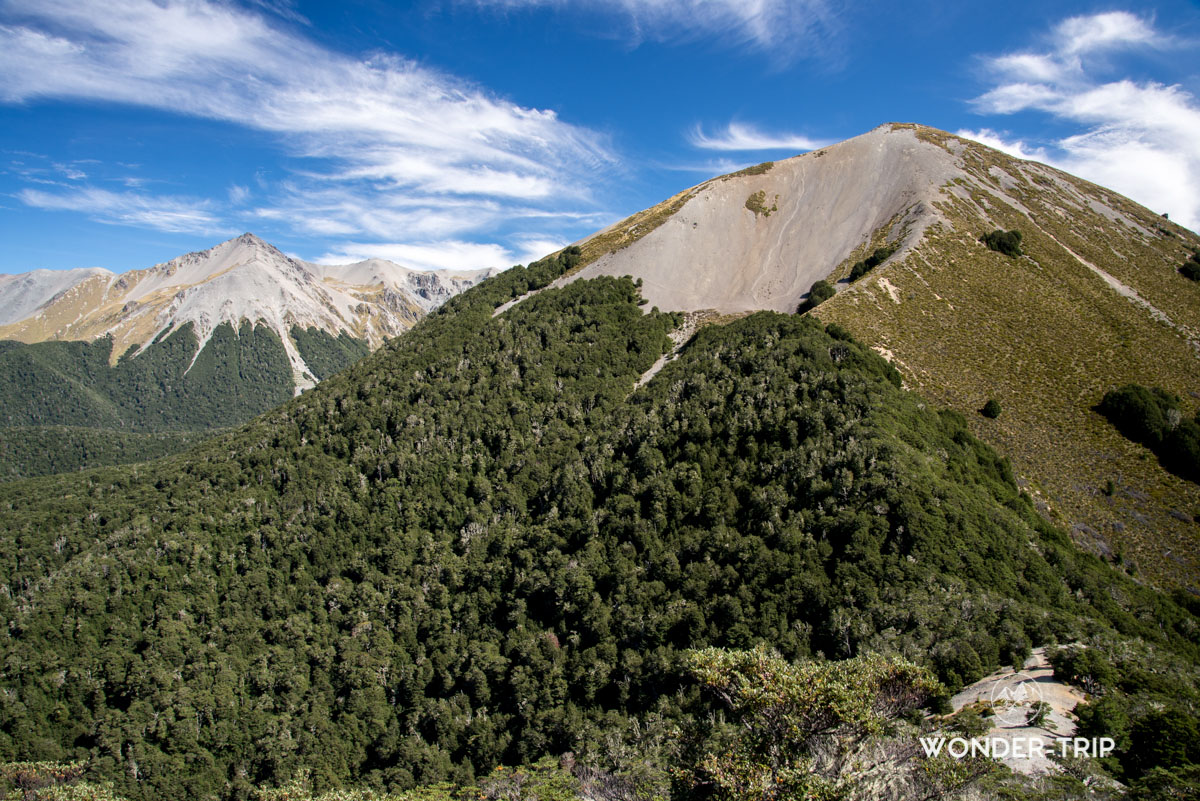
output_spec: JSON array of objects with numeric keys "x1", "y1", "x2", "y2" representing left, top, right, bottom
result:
[
  {"x1": 0, "y1": 321, "x2": 370, "y2": 480},
  {"x1": 0, "y1": 427, "x2": 216, "y2": 481},
  {"x1": 0, "y1": 250, "x2": 1197, "y2": 800},
  {"x1": 0, "y1": 321, "x2": 293, "y2": 432},
  {"x1": 290, "y1": 327, "x2": 371, "y2": 382}
]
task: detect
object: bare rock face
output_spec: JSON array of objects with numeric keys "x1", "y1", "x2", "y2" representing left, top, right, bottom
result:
[
  {"x1": 0, "y1": 233, "x2": 495, "y2": 389},
  {"x1": 571, "y1": 125, "x2": 952, "y2": 313}
]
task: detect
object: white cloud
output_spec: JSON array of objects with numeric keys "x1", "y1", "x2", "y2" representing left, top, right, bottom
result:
[
  {"x1": 1055, "y1": 11, "x2": 1159, "y2": 55},
  {"x1": 472, "y1": 0, "x2": 837, "y2": 58},
  {"x1": 689, "y1": 123, "x2": 828, "y2": 152},
  {"x1": 954, "y1": 129, "x2": 1049, "y2": 163},
  {"x1": 317, "y1": 240, "x2": 518, "y2": 272},
  {"x1": 318, "y1": 233, "x2": 572, "y2": 272},
  {"x1": 972, "y1": 11, "x2": 1200, "y2": 230},
  {"x1": 659, "y1": 158, "x2": 753, "y2": 175},
  {"x1": 0, "y1": 0, "x2": 612, "y2": 247},
  {"x1": 511, "y1": 236, "x2": 569, "y2": 265},
  {"x1": 228, "y1": 184, "x2": 250, "y2": 205},
  {"x1": 19, "y1": 186, "x2": 225, "y2": 234}
]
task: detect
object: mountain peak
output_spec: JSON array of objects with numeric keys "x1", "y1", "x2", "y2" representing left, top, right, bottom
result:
[{"x1": 0, "y1": 234, "x2": 495, "y2": 387}]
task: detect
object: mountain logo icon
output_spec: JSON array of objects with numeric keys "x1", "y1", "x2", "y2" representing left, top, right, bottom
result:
[{"x1": 989, "y1": 672, "x2": 1044, "y2": 726}]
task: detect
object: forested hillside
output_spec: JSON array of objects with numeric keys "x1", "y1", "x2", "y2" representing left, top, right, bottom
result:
[
  {"x1": 1, "y1": 250, "x2": 1196, "y2": 800},
  {"x1": 0, "y1": 321, "x2": 368, "y2": 479},
  {"x1": 0, "y1": 321, "x2": 293, "y2": 431}
]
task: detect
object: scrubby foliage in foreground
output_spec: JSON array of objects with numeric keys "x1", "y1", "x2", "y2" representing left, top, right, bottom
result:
[
  {"x1": 3, "y1": 648, "x2": 994, "y2": 801},
  {"x1": 674, "y1": 647, "x2": 991, "y2": 801},
  {"x1": 0, "y1": 249, "x2": 1196, "y2": 800}
]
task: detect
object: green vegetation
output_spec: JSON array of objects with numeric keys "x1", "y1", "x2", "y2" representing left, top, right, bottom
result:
[
  {"x1": 722, "y1": 161, "x2": 774, "y2": 180},
  {"x1": 0, "y1": 243, "x2": 1195, "y2": 799},
  {"x1": 0, "y1": 427, "x2": 214, "y2": 481},
  {"x1": 290, "y1": 327, "x2": 370, "y2": 382},
  {"x1": 848, "y1": 246, "x2": 896, "y2": 281},
  {"x1": 981, "y1": 399, "x2": 1002, "y2": 419},
  {"x1": 798, "y1": 279, "x2": 835, "y2": 312},
  {"x1": 1050, "y1": 634, "x2": 1200, "y2": 792},
  {"x1": 743, "y1": 190, "x2": 777, "y2": 218},
  {"x1": 1098, "y1": 385, "x2": 1200, "y2": 483},
  {"x1": 1180, "y1": 251, "x2": 1200, "y2": 281},
  {"x1": 980, "y1": 229, "x2": 1024, "y2": 258},
  {"x1": 0, "y1": 321, "x2": 292, "y2": 432},
  {"x1": 674, "y1": 647, "x2": 988, "y2": 800},
  {"x1": 0, "y1": 321, "x2": 300, "y2": 478}
]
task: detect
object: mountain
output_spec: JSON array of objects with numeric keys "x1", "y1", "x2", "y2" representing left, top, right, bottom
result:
[
  {"x1": 0, "y1": 234, "x2": 493, "y2": 478},
  {"x1": 0, "y1": 126, "x2": 1197, "y2": 801},
  {"x1": 0, "y1": 233, "x2": 494, "y2": 391},
  {"x1": 543, "y1": 122, "x2": 1200, "y2": 588}
]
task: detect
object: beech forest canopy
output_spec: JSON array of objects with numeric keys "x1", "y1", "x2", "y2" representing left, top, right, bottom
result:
[
  {"x1": 0, "y1": 322, "x2": 371, "y2": 480},
  {"x1": 0, "y1": 249, "x2": 1196, "y2": 800}
]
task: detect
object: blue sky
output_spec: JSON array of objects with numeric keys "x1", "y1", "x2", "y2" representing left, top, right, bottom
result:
[{"x1": 1, "y1": 0, "x2": 1198, "y2": 274}]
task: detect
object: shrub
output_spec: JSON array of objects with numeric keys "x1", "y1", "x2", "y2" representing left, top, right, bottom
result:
[
  {"x1": 798, "y1": 280, "x2": 835, "y2": 313},
  {"x1": 745, "y1": 190, "x2": 777, "y2": 217},
  {"x1": 848, "y1": 246, "x2": 896, "y2": 281},
  {"x1": 1161, "y1": 420, "x2": 1200, "y2": 483},
  {"x1": 981, "y1": 399, "x2": 1002, "y2": 419},
  {"x1": 980, "y1": 229, "x2": 1023, "y2": 258},
  {"x1": 1098, "y1": 385, "x2": 1179, "y2": 447},
  {"x1": 1098, "y1": 384, "x2": 1200, "y2": 483},
  {"x1": 1180, "y1": 258, "x2": 1200, "y2": 282}
]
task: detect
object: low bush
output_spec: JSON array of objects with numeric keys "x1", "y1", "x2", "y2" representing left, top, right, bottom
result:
[
  {"x1": 981, "y1": 230, "x2": 1023, "y2": 258},
  {"x1": 1180, "y1": 252, "x2": 1200, "y2": 281},
  {"x1": 1098, "y1": 384, "x2": 1200, "y2": 483},
  {"x1": 848, "y1": 246, "x2": 896, "y2": 281},
  {"x1": 798, "y1": 279, "x2": 835, "y2": 313}
]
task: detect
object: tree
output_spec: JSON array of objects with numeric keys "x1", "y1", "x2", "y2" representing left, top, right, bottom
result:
[
  {"x1": 980, "y1": 230, "x2": 1023, "y2": 258},
  {"x1": 799, "y1": 280, "x2": 836, "y2": 313},
  {"x1": 981, "y1": 399, "x2": 1002, "y2": 419}
]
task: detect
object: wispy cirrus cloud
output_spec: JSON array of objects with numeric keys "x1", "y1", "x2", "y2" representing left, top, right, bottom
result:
[
  {"x1": 689, "y1": 122, "x2": 828, "y2": 152},
  {"x1": 0, "y1": 0, "x2": 613, "y2": 268},
  {"x1": 471, "y1": 0, "x2": 838, "y2": 60},
  {"x1": 19, "y1": 186, "x2": 226, "y2": 235},
  {"x1": 967, "y1": 11, "x2": 1200, "y2": 230}
]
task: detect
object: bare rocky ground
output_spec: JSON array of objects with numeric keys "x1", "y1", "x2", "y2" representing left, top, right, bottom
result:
[{"x1": 951, "y1": 647, "x2": 1089, "y2": 775}]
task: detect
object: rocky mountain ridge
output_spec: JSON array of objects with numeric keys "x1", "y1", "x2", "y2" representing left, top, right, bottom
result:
[{"x1": 0, "y1": 233, "x2": 495, "y2": 391}]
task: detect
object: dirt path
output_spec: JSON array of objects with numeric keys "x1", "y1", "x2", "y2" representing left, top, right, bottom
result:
[{"x1": 950, "y1": 647, "x2": 1088, "y2": 775}]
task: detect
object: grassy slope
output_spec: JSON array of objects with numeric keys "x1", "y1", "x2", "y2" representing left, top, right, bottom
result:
[{"x1": 816, "y1": 129, "x2": 1200, "y2": 589}]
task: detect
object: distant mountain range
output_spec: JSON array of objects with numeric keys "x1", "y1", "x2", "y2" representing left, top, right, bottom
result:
[
  {"x1": 0, "y1": 234, "x2": 494, "y2": 477},
  {"x1": 0, "y1": 233, "x2": 494, "y2": 391}
]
